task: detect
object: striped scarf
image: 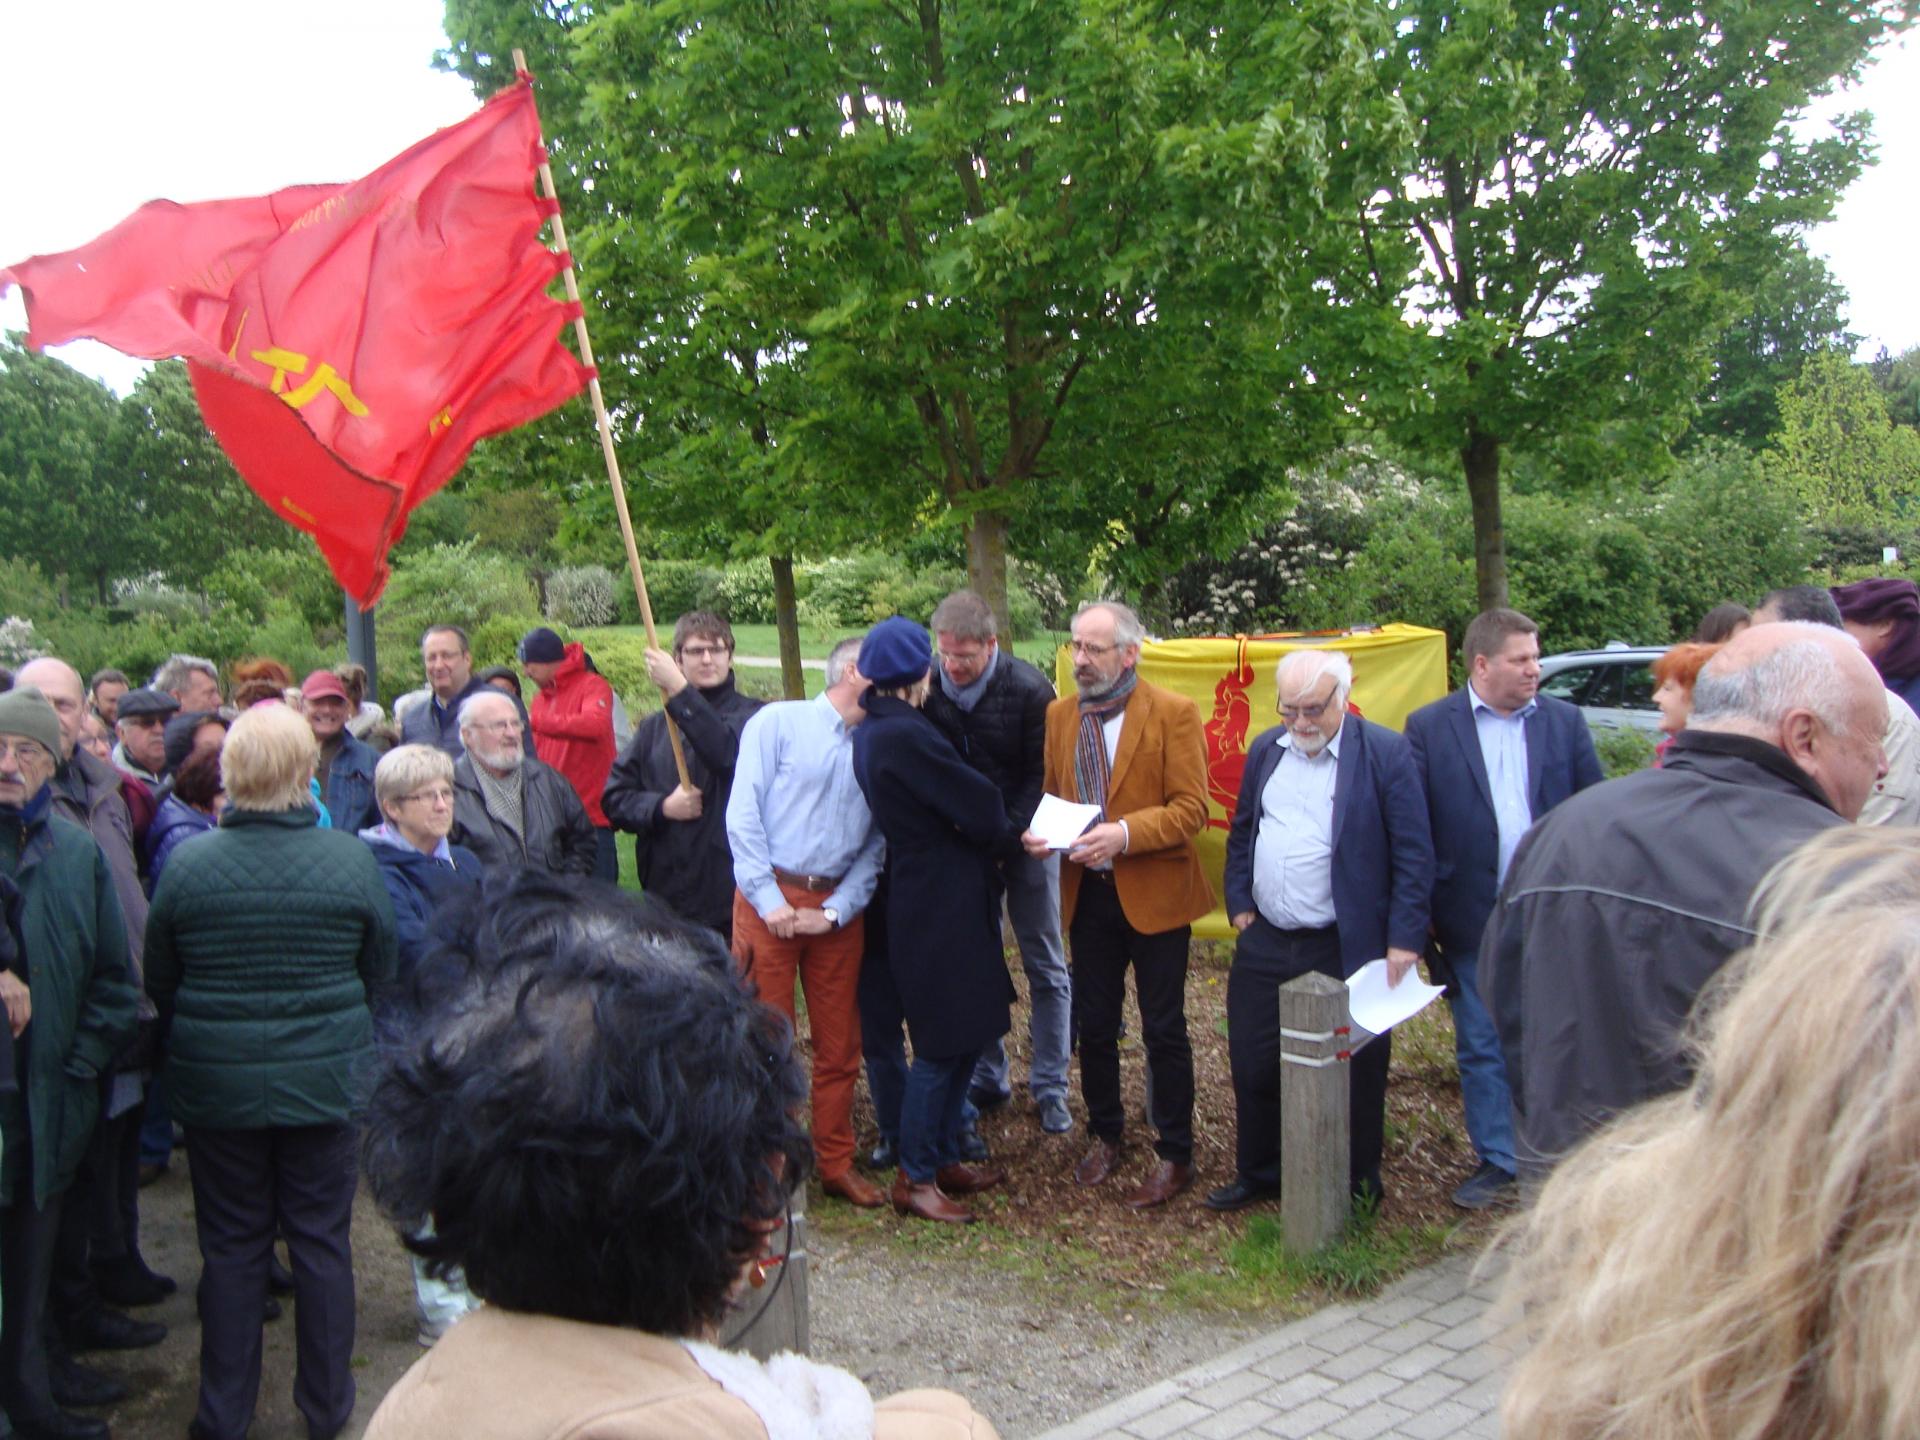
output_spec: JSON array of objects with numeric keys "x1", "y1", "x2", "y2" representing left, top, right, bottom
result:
[{"x1": 1074, "y1": 669, "x2": 1138, "y2": 820}]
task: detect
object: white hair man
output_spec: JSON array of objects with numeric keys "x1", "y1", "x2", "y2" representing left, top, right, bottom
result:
[
  {"x1": 1482, "y1": 621, "x2": 1887, "y2": 1179},
  {"x1": 446, "y1": 691, "x2": 596, "y2": 878},
  {"x1": 149, "y1": 654, "x2": 222, "y2": 715},
  {"x1": 1209, "y1": 648, "x2": 1434, "y2": 1211}
]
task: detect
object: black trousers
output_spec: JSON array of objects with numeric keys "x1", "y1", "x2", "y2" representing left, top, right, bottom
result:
[
  {"x1": 1226, "y1": 917, "x2": 1390, "y2": 1201},
  {"x1": 185, "y1": 1124, "x2": 358, "y2": 1440},
  {"x1": 1, "y1": 1168, "x2": 65, "y2": 1427},
  {"x1": 1071, "y1": 873, "x2": 1194, "y2": 1165},
  {"x1": 49, "y1": 1101, "x2": 143, "y2": 1336}
]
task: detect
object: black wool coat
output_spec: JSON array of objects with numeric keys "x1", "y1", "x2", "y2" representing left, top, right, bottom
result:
[
  {"x1": 921, "y1": 651, "x2": 1054, "y2": 827},
  {"x1": 851, "y1": 694, "x2": 1023, "y2": 1060}
]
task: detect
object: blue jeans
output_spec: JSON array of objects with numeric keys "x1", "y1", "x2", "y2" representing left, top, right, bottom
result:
[
  {"x1": 864, "y1": 1027, "x2": 976, "y2": 1150},
  {"x1": 1448, "y1": 949, "x2": 1516, "y2": 1175},
  {"x1": 900, "y1": 1049, "x2": 983, "y2": 1183},
  {"x1": 970, "y1": 852, "x2": 1072, "y2": 1103}
]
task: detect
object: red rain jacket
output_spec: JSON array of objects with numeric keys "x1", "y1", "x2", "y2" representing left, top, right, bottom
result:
[{"x1": 529, "y1": 644, "x2": 616, "y2": 827}]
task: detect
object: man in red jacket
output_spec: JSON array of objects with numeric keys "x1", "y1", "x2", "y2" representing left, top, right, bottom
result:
[{"x1": 520, "y1": 628, "x2": 620, "y2": 882}]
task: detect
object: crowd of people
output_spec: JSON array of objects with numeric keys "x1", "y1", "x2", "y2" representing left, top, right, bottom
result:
[{"x1": 5, "y1": 571, "x2": 1920, "y2": 1438}]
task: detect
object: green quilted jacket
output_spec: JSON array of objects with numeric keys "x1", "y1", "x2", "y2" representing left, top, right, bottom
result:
[{"x1": 145, "y1": 807, "x2": 398, "y2": 1129}]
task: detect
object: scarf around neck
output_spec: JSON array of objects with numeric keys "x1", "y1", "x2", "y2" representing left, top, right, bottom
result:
[{"x1": 1074, "y1": 668, "x2": 1139, "y2": 818}]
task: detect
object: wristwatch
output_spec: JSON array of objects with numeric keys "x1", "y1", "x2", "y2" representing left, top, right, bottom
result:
[{"x1": 821, "y1": 906, "x2": 840, "y2": 929}]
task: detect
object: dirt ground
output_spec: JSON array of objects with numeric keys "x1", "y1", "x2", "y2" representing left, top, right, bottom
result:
[{"x1": 75, "y1": 939, "x2": 1484, "y2": 1439}]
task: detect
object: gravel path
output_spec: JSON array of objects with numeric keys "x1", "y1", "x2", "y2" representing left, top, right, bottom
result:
[
  {"x1": 807, "y1": 1221, "x2": 1260, "y2": 1439},
  {"x1": 91, "y1": 1165, "x2": 1260, "y2": 1439}
]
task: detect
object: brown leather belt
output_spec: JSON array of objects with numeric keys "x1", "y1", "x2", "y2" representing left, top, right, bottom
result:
[{"x1": 773, "y1": 866, "x2": 843, "y2": 893}]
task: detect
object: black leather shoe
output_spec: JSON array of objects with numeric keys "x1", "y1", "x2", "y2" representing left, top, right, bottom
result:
[
  {"x1": 92, "y1": 1254, "x2": 177, "y2": 1308},
  {"x1": 1203, "y1": 1177, "x2": 1282, "y2": 1212},
  {"x1": 866, "y1": 1137, "x2": 897, "y2": 1170},
  {"x1": 51, "y1": 1351, "x2": 130, "y2": 1409},
  {"x1": 955, "y1": 1127, "x2": 991, "y2": 1164},
  {"x1": 264, "y1": 1295, "x2": 283, "y2": 1323},
  {"x1": 64, "y1": 1305, "x2": 166, "y2": 1352},
  {"x1": 13, "y1": 1407, "x2": 110, "y2": 1440}
]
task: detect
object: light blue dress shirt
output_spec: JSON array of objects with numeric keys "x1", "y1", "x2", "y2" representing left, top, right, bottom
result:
[
  {"x1": 726, "y1": 693, "x2": 885, "y2": 922},
  {"x1": 1251, "y1": 728, "x2": 1341, "y2": 930},
  {"x1": 1469, "y1": 684, "x2": 1535, "y2": 884}
]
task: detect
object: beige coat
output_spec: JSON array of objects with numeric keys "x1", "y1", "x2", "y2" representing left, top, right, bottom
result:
[{"x1": 363, "y1": 1307, "x2": 999, "y2": 1440}]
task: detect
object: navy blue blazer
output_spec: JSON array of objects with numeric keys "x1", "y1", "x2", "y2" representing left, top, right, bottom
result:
[
  {"x1": 1402, "y1": 688, "x2": 1604, "y2": 958},
  {"x1": 1223, "y1": 715, "x2": 1434, "y2": 978}
]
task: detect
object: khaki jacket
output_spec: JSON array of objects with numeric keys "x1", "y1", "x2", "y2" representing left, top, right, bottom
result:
[
  {"x1": 364, "y1": 1307, "x2": 999, "y2": 1440},
  {"x1": 1042, "y1": 678, "x2": 1213, "y2": 935}
]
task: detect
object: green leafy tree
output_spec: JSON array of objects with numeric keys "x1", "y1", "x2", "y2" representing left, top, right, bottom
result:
[
  {"x1": 0, "y1": 336, "x2": 142, "y2": 602},
  {"x1": 1344, "y1": 0, "x2": 1903, "y2": 611},
  {"x1": 442, "y1": 0, "x2": 1404, "y2": 635},
  {"x1": 1766, "y1": 348, "x2": 1920, "y2": 522},
  {"x1": 1691, "y1": 241, "x2": 1855, "y2": 449}
]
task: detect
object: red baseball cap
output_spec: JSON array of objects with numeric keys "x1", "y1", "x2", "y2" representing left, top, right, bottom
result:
[{"x1": 300, "y1": 670, "x2": 350, "y2": 703}]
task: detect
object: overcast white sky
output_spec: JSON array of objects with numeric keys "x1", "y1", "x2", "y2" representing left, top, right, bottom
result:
[{"x1": 4, "y1": 3, "x2": 1916, "y2": 395}]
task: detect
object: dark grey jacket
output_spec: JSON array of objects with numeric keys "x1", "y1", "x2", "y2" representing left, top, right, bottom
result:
[
  {"x1": 1481, "y1": 730, "x2": 1846, "y2": 1174},
  {"x1": 449, "y1": 755, "x2": 597, "y2": 879},
  {"x1": 52, "y1": 749, "x2": 149, "y2": 991}
]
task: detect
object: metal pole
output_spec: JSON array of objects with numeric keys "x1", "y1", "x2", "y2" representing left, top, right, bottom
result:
[{"x1": 343, "y1": 590, "x2": 378, "y2": 699}]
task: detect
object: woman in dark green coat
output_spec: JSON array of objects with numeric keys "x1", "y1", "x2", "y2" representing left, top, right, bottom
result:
[{"x1": 146, "y1": 702, "x2": 397, "y2": 1440}]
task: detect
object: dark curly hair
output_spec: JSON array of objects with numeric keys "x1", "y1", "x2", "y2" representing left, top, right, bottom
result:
[{"x1": 360, "y1": 873, "x2": 812, "y2": 1336}]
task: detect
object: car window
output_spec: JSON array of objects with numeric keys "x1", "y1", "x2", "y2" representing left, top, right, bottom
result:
[
  {"x1": 1583, "y1": 666, "x2": 1623, "y2": 707},
  {"x1": 1541, "y1": 666, "x2": 1595, "y2": 703},
  {"x1": 1618, "y1": 663, "x2": 1658, "y2": 711}
]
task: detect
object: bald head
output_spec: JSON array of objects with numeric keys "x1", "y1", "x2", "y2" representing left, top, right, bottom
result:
[
  {"x1": 1690, "y1": 622, "x2": 1887, "y2": 820},
  {"x1": 15, "y1": 657, "x2": 86, "y2": 759}
]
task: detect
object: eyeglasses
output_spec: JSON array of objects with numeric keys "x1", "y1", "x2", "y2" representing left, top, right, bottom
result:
[
  {"x1": 679, "y1": 644, "x2": 730, "y2": 660},
  {"x1": 467, "y1": 718, "x2": 523, "y2": 734},
  {"x1": 0, "y1": 738, "x2": 51, "y2": 764},
  {"x1": 1280, "y1": 697, "x2": 1337, "y2": 722},
  {"x1": 1069, "y1": 640, "x2": 1119, "y2": 658},
  {"x1": 399, "y1": 786, "x2": 455, "y2": 806}
]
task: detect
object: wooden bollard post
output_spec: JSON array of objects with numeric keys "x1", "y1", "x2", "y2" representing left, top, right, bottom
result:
[
  {"x1": 1279, "y1": 971, "x2": 1352, "y2": 1253},
  {"x1": 720, "y1": 1183, "x2": 810, "y2": 1357}
]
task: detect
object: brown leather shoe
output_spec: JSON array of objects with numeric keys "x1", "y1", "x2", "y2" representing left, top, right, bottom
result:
[
  {"x1": 821, "y1": 1169, "x2": 885, "y2": 1208},
  {"x1": 1124, "y1": 1160, "x2": 1193, "y2": 1209},
  {"x1": 890, "y1": 1171, "x2": 975, "y2": 1223},
  {"x1": 1074, "y1": 1139, "x2": 1123, "y2": 1187},
  {"x1": 935, "y1": 1162, "x2": 1006, "y2": 1196}
]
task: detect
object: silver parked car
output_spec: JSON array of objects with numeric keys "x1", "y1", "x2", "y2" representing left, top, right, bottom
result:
[{"x1": 1537, "y1": 644, "x2": 1669, "y2": 733}]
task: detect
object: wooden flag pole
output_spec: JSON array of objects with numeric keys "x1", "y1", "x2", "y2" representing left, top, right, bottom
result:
[{"x1": 515, "y1": 49, "x2": 690, "y2": 789}]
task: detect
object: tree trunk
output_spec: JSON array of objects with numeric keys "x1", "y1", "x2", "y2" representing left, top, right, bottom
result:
[
  {"x1": 1462, "y1": 427, "x2": 1509, "y2": 612},
  {"x1": 769, "y1": 555, "x2": 805, "y2": 699},
  {"x1": 965, "y1": 510, "x2": 1012, "y2": 637}
]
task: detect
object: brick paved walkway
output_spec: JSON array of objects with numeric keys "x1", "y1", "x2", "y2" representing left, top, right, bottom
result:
[{"x1": 1031, "y1": 1251, "x2": 1515, "y2": 1440}]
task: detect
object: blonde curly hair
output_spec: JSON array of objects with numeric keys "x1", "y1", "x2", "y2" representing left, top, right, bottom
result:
[{"x1": 1496, "y1": 825, "x2": 1920, "y2": 1439}]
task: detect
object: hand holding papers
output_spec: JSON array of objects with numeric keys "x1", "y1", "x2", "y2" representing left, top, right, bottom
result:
[
  {"x1": 1345, "y1": 959, "x2": 1446, "y2": 1036},
  {"x1": 1028, "y1": 793, "x2": 1103, "y2": 850}
]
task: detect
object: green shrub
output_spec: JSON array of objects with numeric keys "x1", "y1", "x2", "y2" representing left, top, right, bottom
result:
[
  {"x1": 546, "y1": 565, "x2": 618, "y2": 627},
  {"x1": 374, "y1": 542, "x2": 537, "y2": 695},
  {"x1": 616, "y1": 559, "x2": 727, "y2": 627},
  {"x1": 204, "y1": 546, "x2": 340, "y2": 631},
  {"x1": 717, "y1": 560, "x2": 778, "y2": 624},
  {"x1": 1594, "y1": 726, "x2": 1659, "y2": 778}
]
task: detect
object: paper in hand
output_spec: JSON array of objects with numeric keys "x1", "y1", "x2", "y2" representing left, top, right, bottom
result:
[
  {"x1": 1029, "y1": 793, "x2": 1104, "y2": 850},
  {"x1": 1345, "y1": 959, "x2": 1445, "y2": 1036}
]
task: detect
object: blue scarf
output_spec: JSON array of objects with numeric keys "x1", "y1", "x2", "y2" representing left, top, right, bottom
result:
[{"x1": 938, "y1": 646, "x2": 1001, "y2": 713}]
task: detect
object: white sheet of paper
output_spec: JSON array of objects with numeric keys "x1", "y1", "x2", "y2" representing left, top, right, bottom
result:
[
  {"x1": 1029, "y1": 793, "x2": 1104, "y2": 850},
  {"x1": 1345, "y1": 959, "x2": 1446, "y2": 1036}
]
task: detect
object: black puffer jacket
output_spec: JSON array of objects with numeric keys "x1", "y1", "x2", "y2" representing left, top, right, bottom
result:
[{"x1": 921, "y1": 651, "x2": 1054, "y2": 828}]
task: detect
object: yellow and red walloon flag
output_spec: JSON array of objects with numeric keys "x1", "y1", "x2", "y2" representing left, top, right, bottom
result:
[{"x1": 0, "y1": 79, "x2": 591, "y2": 606}]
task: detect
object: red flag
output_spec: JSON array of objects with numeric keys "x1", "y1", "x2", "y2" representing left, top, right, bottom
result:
[{"x1": 1, "y1": 81, "x2": 592, "y2": 604}]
